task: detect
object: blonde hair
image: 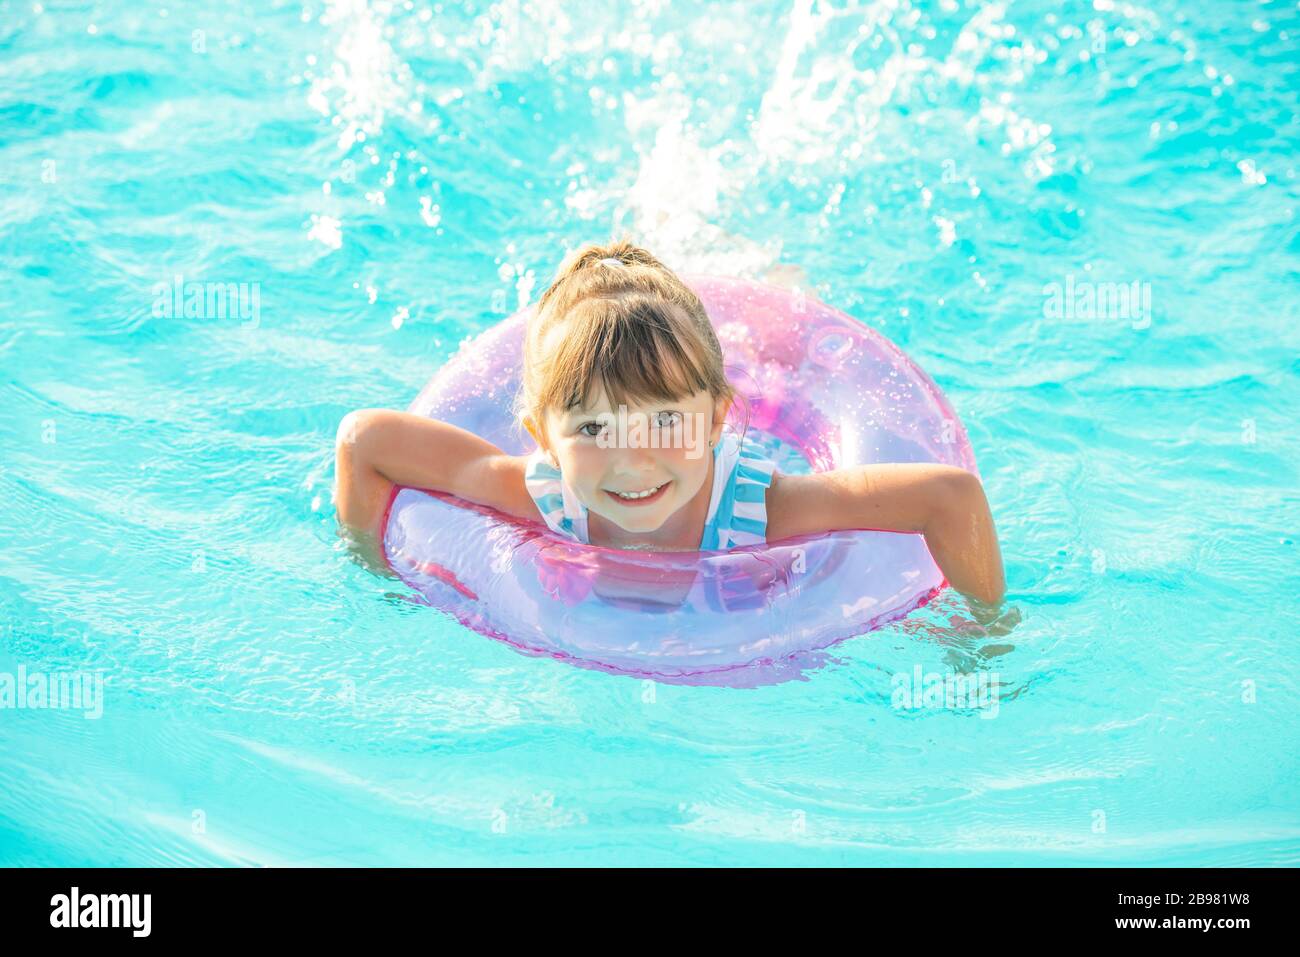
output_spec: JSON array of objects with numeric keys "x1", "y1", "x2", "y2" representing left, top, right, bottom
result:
[{"x1": 514, "y1": 235, "x2": 744, "y2": 449}]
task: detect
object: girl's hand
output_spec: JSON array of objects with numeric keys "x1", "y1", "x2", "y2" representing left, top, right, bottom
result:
[{"x1": 964, "y1": 595, "x2": 1018, "y2": 630}]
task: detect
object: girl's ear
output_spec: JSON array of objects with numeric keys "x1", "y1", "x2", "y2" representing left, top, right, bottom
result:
[{"x1": 709, "y1": 394, "x2": 733, "y2": 446}]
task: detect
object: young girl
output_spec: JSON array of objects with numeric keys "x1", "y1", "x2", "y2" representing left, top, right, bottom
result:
[{"x1": 335, "y1": 239, "x2": 1006, "y2": 607}]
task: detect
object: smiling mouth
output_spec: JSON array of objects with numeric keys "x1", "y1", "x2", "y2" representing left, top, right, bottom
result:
[{"x1": 603, "y1": 481, "x2": 671, "y2": 506}]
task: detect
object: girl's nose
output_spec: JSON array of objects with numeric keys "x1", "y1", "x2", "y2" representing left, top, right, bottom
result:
[{"x1": 610, "y1": 444, "x2": 659, "y2": 474}]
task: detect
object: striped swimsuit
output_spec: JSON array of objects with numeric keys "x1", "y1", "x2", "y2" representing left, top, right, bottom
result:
[{"x1": 522, "y1": 426, "x2": 777, "y2": 550}]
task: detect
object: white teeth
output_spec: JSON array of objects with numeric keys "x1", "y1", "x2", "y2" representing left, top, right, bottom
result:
[{"x1": 611, "y1": 483, "x2": 665, "y2": 500}]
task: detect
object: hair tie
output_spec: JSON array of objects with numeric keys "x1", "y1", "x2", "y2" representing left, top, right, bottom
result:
[{"x1": 597, "y1": 257, "x2": 623, "y2": 268}]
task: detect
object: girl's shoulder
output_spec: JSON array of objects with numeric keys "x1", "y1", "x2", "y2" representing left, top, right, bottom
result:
[
  {"x1": 521, "y1": 448, "x2": 587, "y2": 542},
  {"x1": 522, "y1": 447, "x2": 564, "y2": 516},
  {"x1": 703, "y1": 429, "x2": 777, "y2": 549},
  {"x1": 731, "y1": 429, "x2": 778, "y2": 482},
  {"x1": 522, "y1": 446, "x2": 560, "y2": 482}
]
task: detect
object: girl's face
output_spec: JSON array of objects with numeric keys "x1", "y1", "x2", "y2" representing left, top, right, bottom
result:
[{"x1": 536, "y1": 386, "x2": 729, "y2": 536}]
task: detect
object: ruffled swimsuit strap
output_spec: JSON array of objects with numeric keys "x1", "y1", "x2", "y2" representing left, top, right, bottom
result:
[
  {"x1": 699, "y1": 429, "x2": 777, "y2": 550},
  {"x1": 523, "y1": 449, "x2": 588, "y2": 543}
]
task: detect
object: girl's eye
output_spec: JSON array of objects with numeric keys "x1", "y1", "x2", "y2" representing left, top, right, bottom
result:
[{"x1": 579, "y1": 413, "x2": 677, "y2": 436}]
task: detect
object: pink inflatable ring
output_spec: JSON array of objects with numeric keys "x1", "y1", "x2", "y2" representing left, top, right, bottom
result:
[{"x1": 382, "y1": 275, "x2": 978, "y2": 680}]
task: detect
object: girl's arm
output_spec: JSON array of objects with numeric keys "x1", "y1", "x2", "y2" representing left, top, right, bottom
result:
[
  {"x1": 333, "y1": 409, "x2": 537, "y2": 564},
  {"x1": 765, "y1": 464, "x2": 1006, "y2": 606}
]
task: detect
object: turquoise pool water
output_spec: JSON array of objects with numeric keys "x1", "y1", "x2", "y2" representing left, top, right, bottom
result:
[{"x1": 1, "y1": 0, "x2": 1297, "y2": 866}]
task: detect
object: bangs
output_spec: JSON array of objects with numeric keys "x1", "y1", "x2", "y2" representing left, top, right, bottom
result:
[{"x1": 537, "y1": 297, "x2": 714, "y2": 415}]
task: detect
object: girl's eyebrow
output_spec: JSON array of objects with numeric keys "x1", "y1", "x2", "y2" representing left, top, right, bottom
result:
[
  {"x1": 572, "y1": 407, "x2": 677, "y2": 421},
  {"x1": 571, "y1": 398, "x2": 684, "y2": 415}
]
